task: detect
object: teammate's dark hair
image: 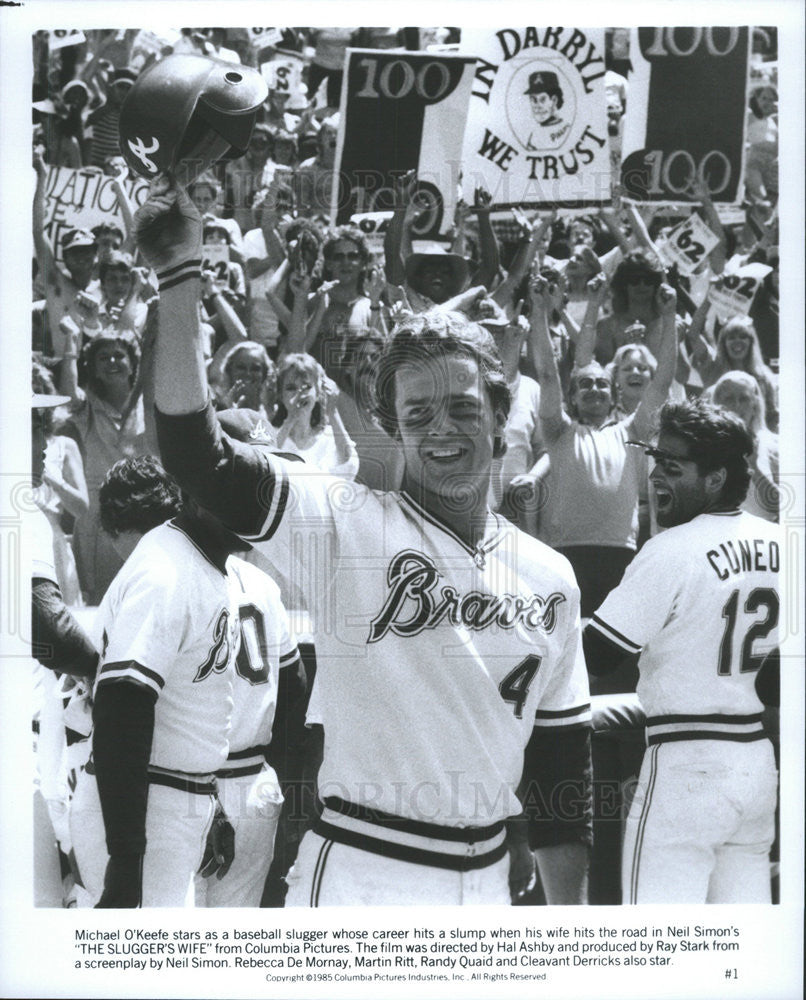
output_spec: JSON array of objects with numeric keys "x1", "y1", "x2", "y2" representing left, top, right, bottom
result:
[
  {"x1": 99, "y1": 456, "x2": 183, "y2": 538},
  {"x1": 374, "y1": 309, "x2": 511, "y2": 457},
  {"x1": 659, "y1": 399, "x2": 753, "y2": 508}
]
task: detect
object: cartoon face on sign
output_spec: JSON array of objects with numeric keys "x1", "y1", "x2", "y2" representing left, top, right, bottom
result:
[{"x1": 506, "y1": 60, "x2": 576, "y2": 151}]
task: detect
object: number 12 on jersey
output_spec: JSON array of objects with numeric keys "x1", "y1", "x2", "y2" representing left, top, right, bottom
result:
[{"x1": 717, "y1": 587, "x2": 778, "y2": 676}]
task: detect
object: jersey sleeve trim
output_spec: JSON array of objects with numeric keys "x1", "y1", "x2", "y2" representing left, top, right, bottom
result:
[
  {"x1": 280, "y1": 648, "x2": 302, "y2": 670},
  {"x1": 589, "y1": 613, "x2": 642, "y2": 653},
  {"x1": 241, "y1": 462, "x2": 290, "y2": 542},
  {"x1": 96, "y1": 660, "x2": 164, "y2": 700},
  {"x1": 534, "y1": 703, "x2": 592, "y2": 728}
]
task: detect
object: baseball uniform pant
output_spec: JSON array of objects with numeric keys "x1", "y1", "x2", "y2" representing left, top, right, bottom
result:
[
  {"x1": 284, "y1": 801, "x2": 511, "y2": 906},
  {"x1": 196, "y1": 763, "x2": 284, "y2": 907},
  {"x1": 622, "y1": 738, "x2": 778, "y2": 904},
  {"x1": 70, "y1": 769, "x2": 216, "y2": 907}
]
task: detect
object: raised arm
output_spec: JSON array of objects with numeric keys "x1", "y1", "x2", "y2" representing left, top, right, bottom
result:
[
  {"x1": 687, "y1": 177, "x2": 727, "y2": 274},
  {"x1": 202, "y1": 269, "x2": 249, "y2": 343},
  {"x1": 527, "y1": 276, "x2": 570, "y2": 439},
  {"x1": 383, "y1": 169, "x2": 416, "y2": 286},
  {"x1": 32, "y1": 149, "x2": 57, "y2": 283},
  {"x1": 57, "y1": 317, "x2": 86, "y2": 404},
  {"x1": 492, "y1": 210, "x2": 552, "y2": 310},
  {"x1": 283, "y1": 268, "x2": 313, "y2": 355},
  {"x1": 472, "y1": 186, "x2": 499, "y2": 290},
  {"x1": 573, "y1": 272, "x2": 608, "y2": 368},
  {"x1": 136, "y1": 174, "x2": 278, "y2": 532},
  {"x1": 109, "y1": 163, "x2": 137, "y2": 255},
  {"x1": 633, "y1": 283, "x2": 678, "y2": 439}
]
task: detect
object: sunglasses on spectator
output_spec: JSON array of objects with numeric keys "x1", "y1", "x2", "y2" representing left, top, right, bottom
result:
[
  {"x1": 328, "y1": 251, "x2": 361, "y2": 262},
  {"x1": 577, "y1": 377, "x2": 611, "y2": 390}
]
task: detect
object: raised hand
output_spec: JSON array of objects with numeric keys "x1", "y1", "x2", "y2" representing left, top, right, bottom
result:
[
  {"x1": 392, "y1": 168, "x2": 418, "y2": 211},
  {"x1": 134, "y1": 173, "x2": 202, "y2": 271},
  {"x1": 656, "y1": 282, "x2": 677, "y2": 316},
  {"x1": 586, "y1": 271, "x2": 608, "y2": 300},
  {"x1": 473, "y1": 185, "x2": 493, "y2": 213}
]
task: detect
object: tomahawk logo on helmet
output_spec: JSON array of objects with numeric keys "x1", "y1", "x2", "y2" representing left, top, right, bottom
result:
[{"x1": 118, "y1": 54, "x2": 268, "y2": 184}]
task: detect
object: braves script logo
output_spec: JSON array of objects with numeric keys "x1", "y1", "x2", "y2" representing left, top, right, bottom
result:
[
  {"x1": 127, "y1": 136, "x2": 161, "y2": 173},
  {"x1": 368, "y1": 549, "x2": 566, "y2": 643},
  {"x1": 194, "y1": 608, "x2": 232, "y2": 681}
]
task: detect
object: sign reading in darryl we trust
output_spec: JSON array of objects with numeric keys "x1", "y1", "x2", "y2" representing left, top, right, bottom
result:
[{"x1": 461, "y1": 27, "x2": 610, "y2": 207}]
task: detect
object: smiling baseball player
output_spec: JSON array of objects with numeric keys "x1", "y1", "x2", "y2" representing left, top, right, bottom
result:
[
  {"x1": 584, "y1": 400, "x2": 780, "y2": 903},
  {"x1": 138, "y1": 175, "x2": 592, "y2": 907}
]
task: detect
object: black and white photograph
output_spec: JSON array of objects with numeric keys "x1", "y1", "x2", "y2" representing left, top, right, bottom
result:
[{"x1": 1, "y1": 3, "x2": 803, "y2": 999}]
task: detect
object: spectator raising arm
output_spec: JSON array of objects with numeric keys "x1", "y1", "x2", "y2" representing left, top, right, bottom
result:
[
  {"x1": 527, "y1": 274, "x2": 571, "y2": 441},
  {"x1": 383, "y1": 169, "x2": 417, "y2": 286},
  {"x1": 493, "y1": 209, "x2": 553, "y2": 310},
  {"x1": 631, "y1": 283, "x2": 679, "y2": 441},
  {"x1": 573, "y1": 272, "x2": 608, "y2": 369},
  {"x1": 32, "y1": 149, "x2": 57, "y2": 287},
  {"x1": 471, "y1": 186, "x2": 499, "y2": 290}
]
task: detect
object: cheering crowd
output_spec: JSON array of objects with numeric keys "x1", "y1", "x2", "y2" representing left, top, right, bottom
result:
[{"x1": 30, "y1": 26, "x2": 782, "y2": 909}]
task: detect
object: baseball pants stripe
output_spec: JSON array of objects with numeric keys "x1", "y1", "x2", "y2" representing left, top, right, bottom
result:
[{"x1": 626, "y1": 743, "x2": 660, "y2": 905}]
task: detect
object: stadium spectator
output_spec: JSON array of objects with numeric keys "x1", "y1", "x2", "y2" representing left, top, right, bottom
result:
[
  {"x1": 710, "y1": 371, "x2": 779, "y2": 522},
  {"x1": 271, "y1": 353, "x2": 359, "y2": 479},
  {"x1": 59, "y1": 327, "x2": 150, "y2": 603}
]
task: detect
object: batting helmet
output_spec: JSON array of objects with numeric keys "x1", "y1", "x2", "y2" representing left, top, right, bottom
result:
[{"x1": 118, "y1": 54, "x2": 268, "y2": 184}]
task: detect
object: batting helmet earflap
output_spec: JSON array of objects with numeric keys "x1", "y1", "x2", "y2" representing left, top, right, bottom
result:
[{"x1": 118, "y1": 54, "x2": 268, "y2": 184}]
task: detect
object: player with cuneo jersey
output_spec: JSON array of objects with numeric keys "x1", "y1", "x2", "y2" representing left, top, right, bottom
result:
[
  {"x1": 138, "y1": 175, "x2": 593, "y2": 907},
  {"x1": 584, "y1": 399, "x2": 780, "y2": 903}
]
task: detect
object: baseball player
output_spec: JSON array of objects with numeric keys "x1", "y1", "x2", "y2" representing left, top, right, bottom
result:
[
  {"x1": 584, "y1": 400, "x2": 780, "y2": 903},
  {"x1": 196, "y1": 412, "x2": 307, "y2": 908},
  {"x1": 70, "y1": 456, "x2": 241, "y2": 907},
  {"x1": 140, "y1": 176, "x2": 593, "y2": 907}
]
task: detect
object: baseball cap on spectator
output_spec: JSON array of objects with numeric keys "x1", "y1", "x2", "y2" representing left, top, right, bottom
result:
[
  {"x1": 61, "y1": 79, "x2": 91, "y2": 102},
  {"x1": 112, "y1": 68, "x2": 138, "y2": 87},
  {"x1": 61, "y1": 228, "x2": 97, "y2": 252},
  {"x1": 405, "y1": 242, "x2": 470, "y2": 298}
]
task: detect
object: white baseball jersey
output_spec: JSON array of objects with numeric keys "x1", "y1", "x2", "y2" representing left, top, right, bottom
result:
[
  {"x1": 590, "y1": 510, "x2": 780, "y2": 743},
  {"x1": 238, "y1": 458, "x2": 590, "y2": 826},
  {"x1": 92, "y1": 520, "x2": 239, "y2": 775},
  {"x1": 225, "y1": 557, "x2": 301, "y2": 757}
]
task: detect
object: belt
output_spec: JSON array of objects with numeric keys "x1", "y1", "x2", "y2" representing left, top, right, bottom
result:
[
  {"x1": 646, "y1": 712, "x2": 767, "y2": 745},
  {"x1": 313, "y1": 797, "x2": 508, "y2": 873},
  {"x1": 86, "y1": 759, "x2": 218, "y2": 796},
  {"x1": 216, "y1": 743, "x2": 269, "y2": 779}
]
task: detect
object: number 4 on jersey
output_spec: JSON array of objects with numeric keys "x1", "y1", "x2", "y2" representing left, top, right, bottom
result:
[{"x1": 499, "y1": 655, "x2": 542, "y2": 718}]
